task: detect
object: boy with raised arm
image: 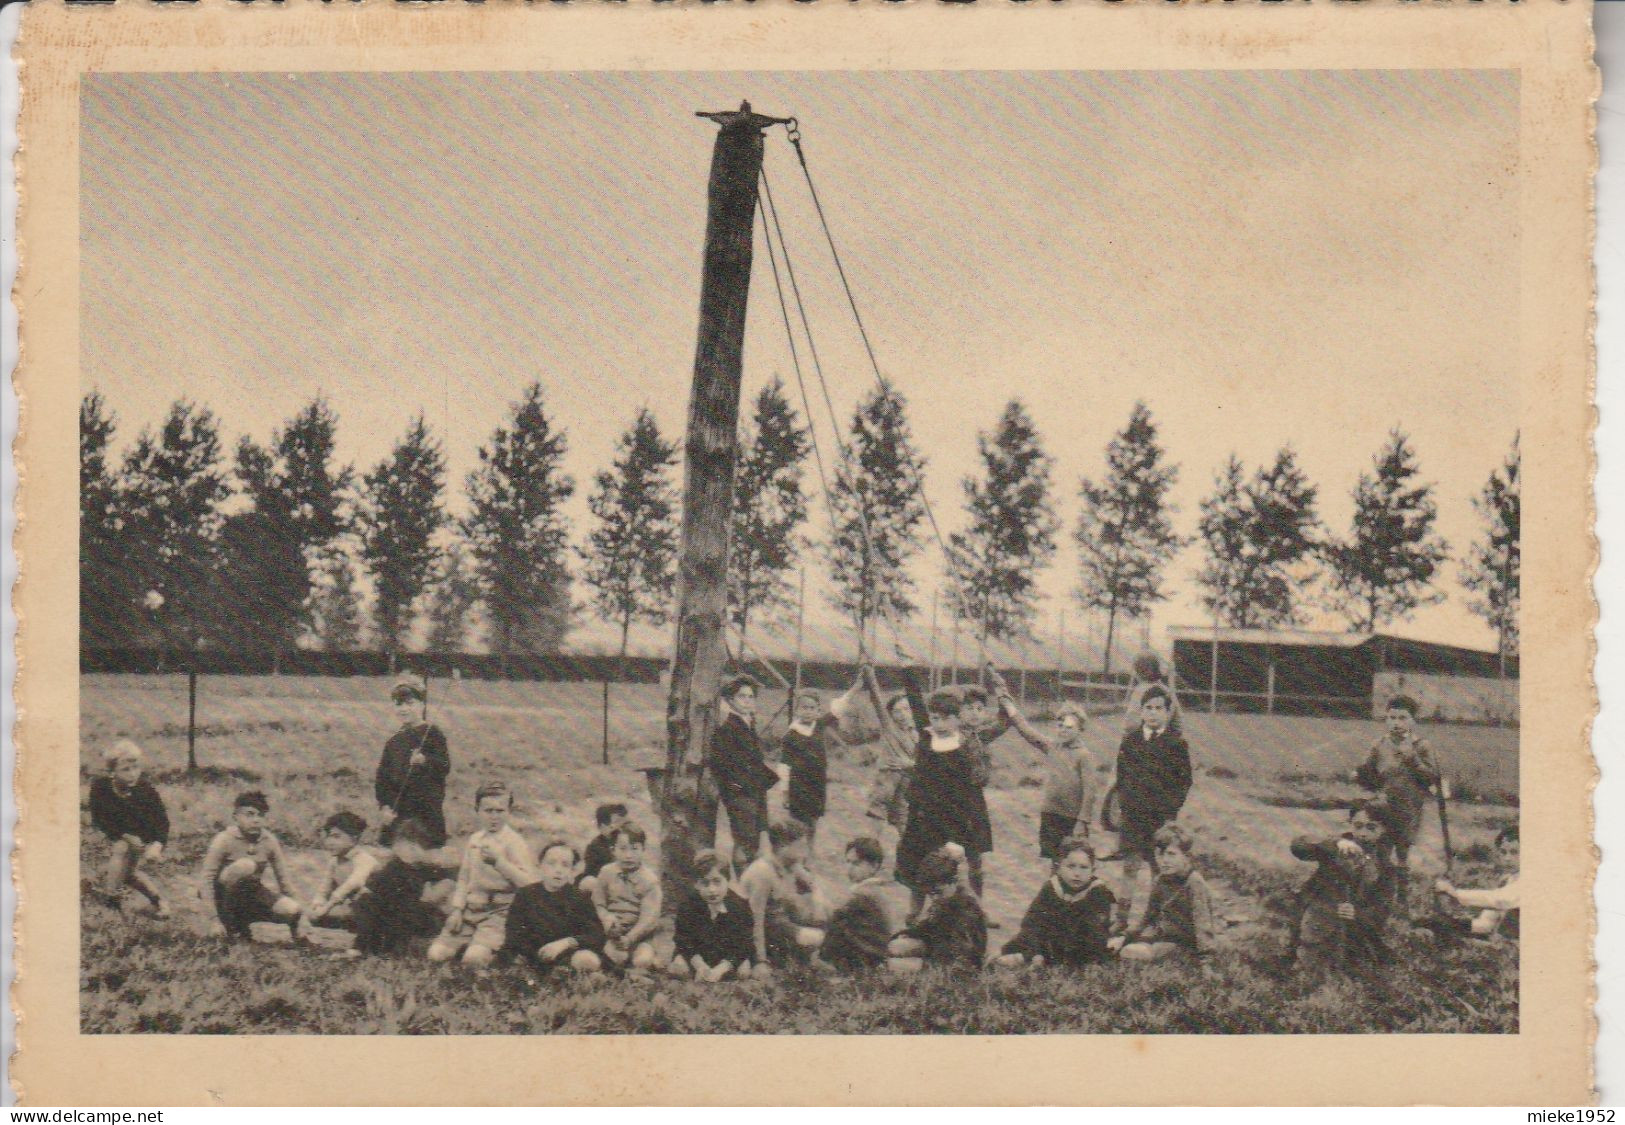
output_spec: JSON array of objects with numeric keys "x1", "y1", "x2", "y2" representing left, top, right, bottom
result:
[{"x1": 996, "y1": 690, "x2": 1096, "y2": 860}]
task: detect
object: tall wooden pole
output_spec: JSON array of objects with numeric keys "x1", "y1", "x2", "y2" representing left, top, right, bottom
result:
[
  {"x1": 661, "y1": 102, "x2": 788, "y2": 910},
  {"x1": 793, "y1": 566, "x2": 806, "y2": 696}
]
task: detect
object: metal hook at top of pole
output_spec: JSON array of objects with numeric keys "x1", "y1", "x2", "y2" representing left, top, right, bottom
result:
[{"x1": 696, "y1": 101, "x2": 795, "y2": 134}]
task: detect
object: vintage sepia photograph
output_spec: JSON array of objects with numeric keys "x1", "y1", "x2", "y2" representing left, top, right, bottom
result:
[
  {"x1": 12, "y1": 0, "x2": 1596, "y2": 1106},
  {"x1": 73, "y1": 67, "x2": 1524, "y2": 1036}
]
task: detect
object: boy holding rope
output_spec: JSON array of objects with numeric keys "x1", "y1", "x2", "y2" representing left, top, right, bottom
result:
[{"x1": 375, "y1": 676, "x2": 451, "y2": 848}]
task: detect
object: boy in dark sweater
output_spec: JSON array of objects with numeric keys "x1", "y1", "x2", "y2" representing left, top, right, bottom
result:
[
  {"x1": 1290, "y1": 799, "x2": 1401, "y2": 975},
  {"x1": 817, "y1": 836, "x2": 910, "y2": 973},
  {"x1": 579, "y1": 802, "x2": 628, "y2": 894},
  {"x1": 887, "y1": 848, "x2": 988, "y2": 973},
  {"x1": 669, "y1": 848, "x2": 756, "y2": 981},
  {"x1": 996, "y1": 836, "x2": 1116, "y2": 969},
  {"x1": 502, "y1": 840, "x2": 605, "y2": 974},
  {"x1": 1113, "y1": 686, "x2": 1193, "y2": 926},
  {"x1": 1113, "y1": 824, "x2": 1215, "y2": 964},
  {"x1": 345, "y1": 819, "x2": 447, "y2": 959},
  {"x1": 778, "y1": 681, "x2": 857, "y2": 854},
  {"x1": 87, "y1": 741, "x2": 171, "y2": 916}
]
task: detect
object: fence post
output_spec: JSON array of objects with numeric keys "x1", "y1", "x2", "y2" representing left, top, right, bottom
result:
[{"x1": 186, "y1": 670, "x2": 199, "y2": 774}]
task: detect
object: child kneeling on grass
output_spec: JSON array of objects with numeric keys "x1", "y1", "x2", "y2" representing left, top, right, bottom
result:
[
  {"x1": 88, "y1": 740, "x2": 171, "y2": 918},
  {"x1": 995, "y1": 835, "x2": 1116, "y2": 969},
  {"x1": 307, "y1": 811, "x2": 379, "y2": 933},
  {"x1": 886, "y1": 846, "x2": 987, "y2": 974},
  {"x1": 815, "y1": 836, "x2": 910, "y2": 973},
  {"x1": 502, "y1": 840, "x2": 605, "y2": 975},
  {"x1": 740, "y1": 817, "x2": 828, "y2": 973},
  {"x1": 591, "y1": 822, "x2": 662, "y2": 973},
  {"x1": 200, "y1": 790, "x2": 304, "y2": 943},
  {"x1": 1110, "y1": 824, "x2": 1215, "y2": 965},
  {"x1": 1289, "y1": 798, "x2": 1400, "y2": 975},
  {"x1": 346, "y1": 819, "x2": 446, "y2": 959},
  {"x1": 429, "y1": 782, "x2": 536, "y2": 968},
  {"x1": 669, "y1": 848, "x2": 756, "y2": 982}
]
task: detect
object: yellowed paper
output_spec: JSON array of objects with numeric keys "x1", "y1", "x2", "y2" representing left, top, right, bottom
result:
[{"x1": 14, "y1": 0, "x2": 1596, "y2": 1105}]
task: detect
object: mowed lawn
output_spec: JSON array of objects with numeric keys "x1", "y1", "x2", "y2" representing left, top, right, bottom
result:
[{"x1": 78, "y1": 673, "x2": 1520, "y2": 1035}]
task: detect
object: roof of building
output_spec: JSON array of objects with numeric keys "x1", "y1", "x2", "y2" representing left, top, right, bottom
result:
[{"x1": 1166, "y1": 626, "x2": 1372, "y2": 648}]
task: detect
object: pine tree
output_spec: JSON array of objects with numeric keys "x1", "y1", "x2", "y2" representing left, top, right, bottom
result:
[
  {"x1": 226, "y1": 398, "x2": 356, "y2": 654},
  {"x1": 358, "y1": 415, "x2": 447, "y2": 657},
  {"x1": 1461, "y1": 433, "x2": 1520, "y2": 670},
  {"x1": 1074, "y1": 401, "x2": 1185, "y2": 675},
  {"x1": 948, "y1": 399, "x2": 1058, "y2": 660},
  {"x1": 729, "y1": 378, "x2": 811, "y2": 653},
  {"x1": 311, "y1": 551, "x2": 367, "y2": 652},
  {"x1": 426, "y1": 542, "x2": 480, "y2": 654},
  {"x1": 827, "y1": 380, "x2": 927, "y2": 654},
  {"x1": 581, "y1": 409, "x2": 680, "y2": 659},
  {"x1": 120, "y1": 399, "x2": 232, "y2": 651},
  {"x1": 461, "y1": 382, "x2": 576, "y2": 656},
  {"x1": 1324, "y1": 428, "x2": 1451, "y2": 632},
  {"x1": 81, "y1": 391, "x2": 137, "y2": 651},
  {"x1": 1196, "y1": 448, "x2": 1320, "y2": 628}
]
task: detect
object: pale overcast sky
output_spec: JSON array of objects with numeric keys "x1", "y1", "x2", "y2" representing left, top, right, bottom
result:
[{"x1": 81, "y1": 69, "x2": 1519, "y2": 662}]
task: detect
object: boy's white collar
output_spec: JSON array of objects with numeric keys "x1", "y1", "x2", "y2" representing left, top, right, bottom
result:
[{"x1": 930, "y1": 732, "x2": 962, "y2": 752}]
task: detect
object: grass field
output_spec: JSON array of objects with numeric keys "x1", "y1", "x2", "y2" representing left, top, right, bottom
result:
[{"x1": 78, "y1": 673, "x2": 1520, "y2": 1034}]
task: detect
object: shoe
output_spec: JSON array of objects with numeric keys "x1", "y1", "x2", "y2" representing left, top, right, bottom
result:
[{"x1": 153, "y1": 901, "x2": 173, "y2": 920}]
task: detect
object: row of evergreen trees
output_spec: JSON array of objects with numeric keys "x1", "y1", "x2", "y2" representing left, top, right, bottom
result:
[{"x1": 79, "y1": 379, "x2": 1519, "y2": 672}]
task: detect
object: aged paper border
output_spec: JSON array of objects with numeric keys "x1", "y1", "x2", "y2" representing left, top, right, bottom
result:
[{"x1": 13, "y1": 0, "x2": 1597, "y2": 1105}]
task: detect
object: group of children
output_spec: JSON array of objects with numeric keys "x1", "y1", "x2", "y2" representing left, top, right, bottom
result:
[{"x1": 85, "y1": 663, "x2": 1519, "y2": 990}]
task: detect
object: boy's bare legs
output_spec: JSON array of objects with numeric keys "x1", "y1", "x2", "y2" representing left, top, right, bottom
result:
[
  {"x1": 1120, "y1": 853, "x2": 1150, "y2": 930},
  {"x1": 100, "y1": 839, "x2": 135, "y2": 905},
  {"x1": 887, "y1": 936, "x2": 925, "y2": 974}
]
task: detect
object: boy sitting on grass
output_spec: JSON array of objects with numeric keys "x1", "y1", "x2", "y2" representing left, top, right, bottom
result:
[
  {"x1": 995, "y1": 835, "x2": 1116, "y2": 969},
  {"x1": 591, "y1": 822, "x2": 662, "y2": 974},
  {"x1": 307, "y1": 811, "x2": 379, "y2": 933},
  {"x1": 815, "y1": 836, "x2": 910, "y2": 973},
  {"x1": 579, "y1": 802, "x2": 628, "y2": 894},
  {"x1": 1432, "y1": 825, "x2": 1520, "y2": 941},
  {"x1": 886, "y1": 846, "x2": 988, "y2": 974},
  {"x1": 199, "y1": 790, "x2": 303, "y2": 943},
  {"x1": 1289, "y1": 798, "x2": 1400, "y2": 975},
  {"x1": 502, "y1": 840, "x2": 605, "y2": 975},
  {"x1": 346, "y1": 818, "x2": 445, "y2": 959},
  {"x1": 88, "y1": 740, "x2": 171, "y2": 917},
  {"x1": 669, "y1": 848, "x2": 756, "y2": 982},
  {"x1": 740, "y1": 817, "x2": 827, "y2": 974},
  {"x1": 429, "y1": 782, "x2": 535, "y2": 968},
  {"x1": 1111, "y1": 824, "x2": 1215, "y2": 966}
]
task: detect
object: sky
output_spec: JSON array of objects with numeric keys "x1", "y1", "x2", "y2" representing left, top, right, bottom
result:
[{"x1": 80, "y1": 69, "x2": 1520, "y2": 662}]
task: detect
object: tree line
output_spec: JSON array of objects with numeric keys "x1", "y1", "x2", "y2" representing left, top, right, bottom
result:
[{"x1": 80, "y1": 381, "x2": 1520, "y2": 673}]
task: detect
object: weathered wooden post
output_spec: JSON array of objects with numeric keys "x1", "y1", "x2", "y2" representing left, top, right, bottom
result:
[{"x1": 659, "y1": 102, "x2": 789, "y2": 910}]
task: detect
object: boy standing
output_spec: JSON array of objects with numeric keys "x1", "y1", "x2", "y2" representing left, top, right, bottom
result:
[
  {"x1": 669, "y1": 848, "x2": 756, "y2": 981},
  {"x1": 1113, "y1": 685, "x2": 1192, "y2": 923},
  {"x1": 591, "y1": 822, "x2": 662, "y2": 972},
  {"x1": 708, "y1": 675, "x2": 778, "y2": 867},
  {"x1": 999, "y1": 696, "x2": 1096, "y2": 860},
  {"x1": 199, "y1": 790, "x2": 303, "y2": 942},
  {"x1": 307, "y1": 811, "x2": 379, "y2": 932},
  {"x1": 375, "y1": 676, "x2": 452, "y2": 847},
  {"x1": 579, "y1": 802, "x2": 628, "y2": 893},
  {"x1": 778, "y1": 681, "x2": 857, "y2": 853},
  {"x1": 87, "y1": 741, "x2": 171, "y2": 916},
  {"x1": 860, "y1": 663, "x2": 916, "y2": 839},
  {"x1": 1289, "y1": 799, "x2": 1401, "y2": 975},
  {"x1": 1354, "y1": 694, "x2": 1440, "y2": 905},
  {"x1": 429, "y1": 782, "x2": 535, "y2": 967}
]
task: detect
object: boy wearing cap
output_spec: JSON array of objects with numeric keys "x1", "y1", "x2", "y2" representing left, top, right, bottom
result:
[
  {"x1": 87, "y1": 740, "x2": 171, "y2": 916},
  {"x1": 199, "y1": 790, "x2": 304, "y2": 942},
  {"x1": 376, "y1": 676, "x2": 451, "y2": 847}
]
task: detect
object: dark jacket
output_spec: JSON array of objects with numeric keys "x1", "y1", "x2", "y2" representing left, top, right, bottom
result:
[
  {"x1": 903, "y1": 888, "x2": 988, "y2": 970},
  {"x1": 780, "y1": 716, "x2": 836, "y2": 823},
  {"x1": 1114, "y1": 726, "x2": 1193, "y2": 833},
  {"x1": 1129, "y1": 870, "x2": 1216, "y2": 958},
  {"x1": 501, "y1": 881, "x2": 605, "y2": 964},
  {"x1": 897, "y1": 667, "x2": 993, "y2": 889},
  {"x1": 1002, "y1": 877, "x2": 1117, "y2": 966},
  {"x1": 88, "y1": 776, "x2": 170, "y2": 845},
  {"x1": 375, "y1": 721, "x2": 451, "y2": 846},
  {"x1": 821, "y1": 877, "x2": 909, "y2": 971},
  {"x1": 579, "y1": 833, "x2": 616, "y2": 887},
  {"x1": 673, "y1": 890, "x2": 756, "y2": 967},
  {"x1": 353, "y1": 857, "x2": 442, "y2": 956},
  {"x1": 707, "y1": 712, "x2": 778, "y2": 809}
]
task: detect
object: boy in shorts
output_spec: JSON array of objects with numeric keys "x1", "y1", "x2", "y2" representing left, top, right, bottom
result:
[
  {"x1": 199, "y1": 790, "x2": 303, "y2": 942},
  {"x1": 591, "y1": 822, "x2": 663, "y2": 973},
  {"x1": 428, "y1": 782, "x2": 535, "y2": 967}
]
